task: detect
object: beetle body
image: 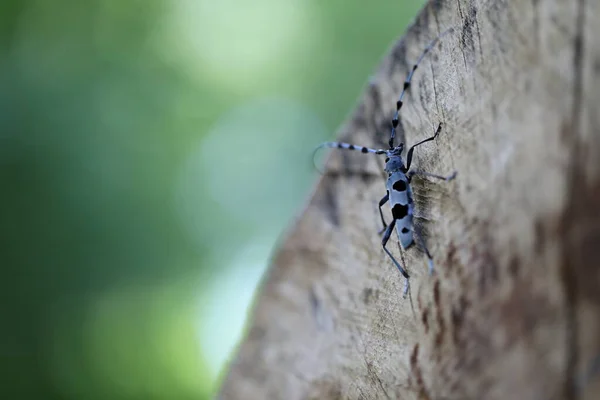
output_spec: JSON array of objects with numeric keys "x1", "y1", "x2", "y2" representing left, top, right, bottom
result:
[
  {"x1": 385, "y1": 157, "x2": 414, "y2": 250},
  {"x1": 312, "y1": 29, "x2": 458, "y2": 297}
]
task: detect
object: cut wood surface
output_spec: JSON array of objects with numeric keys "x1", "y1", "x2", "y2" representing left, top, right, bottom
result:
[{"x1": 219, "y1": 0, "x2": 600, "y2": 399}]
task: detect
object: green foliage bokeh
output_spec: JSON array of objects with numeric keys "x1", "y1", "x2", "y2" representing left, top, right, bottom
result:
[{"x1": 0, "y1": 0, "x2": 422, "y2": 398}]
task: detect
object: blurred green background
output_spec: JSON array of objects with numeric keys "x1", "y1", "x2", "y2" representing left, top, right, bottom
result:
[{"x1": 1, "y1": 0, "x2": 422, "y2": 398}]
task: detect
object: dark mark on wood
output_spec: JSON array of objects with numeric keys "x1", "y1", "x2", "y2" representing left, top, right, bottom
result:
[
  {"x1": 362, "y1": 288, "x2": 374, "y2": 305},
  {"x1": 433, "y1": 279, "x2": 441, "y2": 309},
  {"x1": 422, "y1": 307, "x2": 430, "y2": 334},
  {"x1": 410, "y1": 343, "x2": 428, "y2": 398},
  {"x1": 433, "y1": 279, "x2": 446, "y2": 350},
  {"x1": 451, "y1": 304, "x2": 464, "y2": 347},
  {"x1": 321, "y1": 178, "x2": 340, "y2": 227},
  {"x1": 446, "y1": 241, "x2": 457, "y2": 272}
]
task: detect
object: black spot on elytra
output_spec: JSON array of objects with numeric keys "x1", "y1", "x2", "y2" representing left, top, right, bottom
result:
[
  {"x1": 393, "y1": 180, "x2": 407, "y2": 192},
  {"x1": 401, "y1": 227, "x2": 410, "y2": 234},
  {"x1": 385, "y1": 157, "x2": 390, "y2": 163},
  {"x1": 392, "y1": 203, "x2": 409, "y2": 219}
]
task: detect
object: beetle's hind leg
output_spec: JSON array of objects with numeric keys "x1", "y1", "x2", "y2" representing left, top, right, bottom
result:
[{"x1": 382, "y1": 219, "x2": 410, "y2": 297}]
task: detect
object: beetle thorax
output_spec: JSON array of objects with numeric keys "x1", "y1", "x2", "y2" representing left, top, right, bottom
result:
[{"x1": 384, "y1": 154, "x2": 406, "y2": 174}]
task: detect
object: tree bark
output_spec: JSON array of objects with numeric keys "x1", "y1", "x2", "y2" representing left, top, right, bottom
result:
[{"x1": 219, "y1": 0, "x2": 600, "y2": 399}]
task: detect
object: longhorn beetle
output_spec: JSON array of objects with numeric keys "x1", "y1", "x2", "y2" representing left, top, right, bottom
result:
[{"x1": 313, "y1": 29, "x2": 456, "y2": 297}]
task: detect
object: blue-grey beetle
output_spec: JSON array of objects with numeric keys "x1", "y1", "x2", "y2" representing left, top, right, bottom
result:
[{"x1": 313, "y1": 29, "x2": 457, "y2": 296}]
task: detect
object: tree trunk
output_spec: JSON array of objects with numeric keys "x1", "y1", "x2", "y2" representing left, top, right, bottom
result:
[{"x1": 219, "y1": 0, "x2": 600, "y2": 398}]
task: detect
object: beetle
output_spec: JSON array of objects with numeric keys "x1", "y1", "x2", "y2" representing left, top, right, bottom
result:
[{"x1": 313, "y1": 29, "x2": 456, "y2": 296}]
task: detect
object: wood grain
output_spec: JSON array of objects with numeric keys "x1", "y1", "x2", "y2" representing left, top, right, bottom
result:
[{"x1": 219, "y1": 0, "x2": 600, "y2": 398}]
